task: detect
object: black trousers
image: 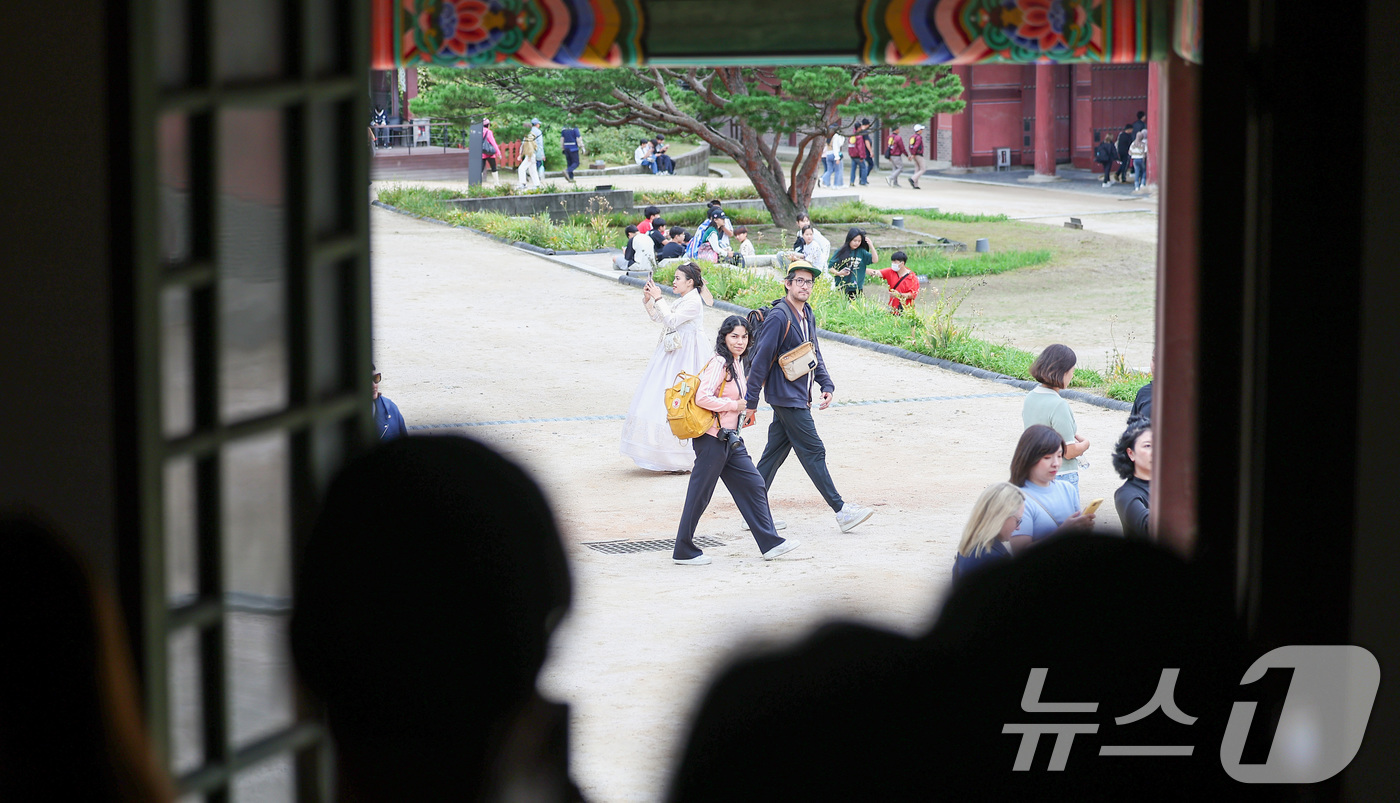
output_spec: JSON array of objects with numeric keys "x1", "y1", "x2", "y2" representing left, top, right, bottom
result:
[
  {"x1": 674, "y1": 434, "x2": 786, "y2": 559},
  {"x1": 1100, "y1": 160, "x2": 1113, "y2": 182},
  {"x1": 1115, "y1": 155, "x2": 1130, "y2": 181},
  {"x1": 756, "y1": 405, "x2": 844, "y2": 513}
]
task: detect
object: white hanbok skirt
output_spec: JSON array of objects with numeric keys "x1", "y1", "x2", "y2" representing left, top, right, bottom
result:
[{"x1": 620, "y1": 324, "x2": 708, "y2": 471}]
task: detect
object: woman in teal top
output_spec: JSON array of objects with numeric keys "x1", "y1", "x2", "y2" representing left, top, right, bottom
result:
[
  {"x1": 1022, "y1": 344, "x2": 1091, "y2": 489},
  {"x1": 828, "y1": 227, "x2": 878, "y2": 299}
]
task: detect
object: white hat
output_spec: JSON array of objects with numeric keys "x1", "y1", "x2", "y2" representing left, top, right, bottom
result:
[{"x1": 913, "y1": 123, "x2": 926, "y2": 131}]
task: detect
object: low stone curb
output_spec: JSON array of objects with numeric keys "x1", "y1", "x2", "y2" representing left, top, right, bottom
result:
[{"x1": 371, "y1": 198, "x2": 1132, "y2": 413}]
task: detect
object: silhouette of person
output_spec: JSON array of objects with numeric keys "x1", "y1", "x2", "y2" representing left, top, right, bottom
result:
[
  {"x1": 0, "y1": 518, "x2": 174, "y2": 802},
  {"x1": 290, "y1": 436, "x2": 580, "y2": 801},
  {"x1": 666, "y1": 535, "x2": 1253, "y2": 801}
]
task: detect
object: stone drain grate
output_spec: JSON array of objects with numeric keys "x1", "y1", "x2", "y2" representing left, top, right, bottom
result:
[{"x1": 585, "y1": 537, "x2": 725, "y2": 555}]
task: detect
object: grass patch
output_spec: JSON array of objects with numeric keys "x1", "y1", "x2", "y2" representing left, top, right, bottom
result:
[
  {"x1": 881, "y1": 207, "x2": 1010, "y2": 224},
  {"x1": 653, "y1": 261, "x2": 1109, "y2": 393},
  {"x1": 634, "y1": 183, "x2": 760, "y2": 205},
  {"x1": 378, "y1": 182, "x2": 566, "y2": 202},
  {"x1": 902, "y1": 248, "x2": 1053, "y2": 278},
  {"x1": 378, "y1": 185, "x2": 613, "y2": 251}
]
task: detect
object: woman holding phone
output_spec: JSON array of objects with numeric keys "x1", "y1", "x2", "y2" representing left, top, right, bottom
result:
[
  {"x1": 828, "y1": 227, "x2": 878, "y2": 299},
  {"x1": 1022, "y1": 344, "x2": 1090, "y2": 489},
  {"x1": 620, "y1": 262, "x2": 709, "y2": 473},
  {"x1": 672, "y1": 315, "x2": 801, "y2": 565},
  {"x1": 1007, "y1": 424, "x2": 1096, "y2": 548}
]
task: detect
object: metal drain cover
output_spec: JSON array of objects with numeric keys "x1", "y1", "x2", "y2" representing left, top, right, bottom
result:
[{"x1": 584, "y1": 536, "x2": 725, "y2": 555}]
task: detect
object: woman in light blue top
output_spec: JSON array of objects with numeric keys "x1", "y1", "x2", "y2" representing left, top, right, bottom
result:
[
  {"x1": 1008, "y1": 425, "x2": 1095, "y2": 548},
  {"x1": 1022, "y1": 344, "x2": 1091, "y2": 489}
]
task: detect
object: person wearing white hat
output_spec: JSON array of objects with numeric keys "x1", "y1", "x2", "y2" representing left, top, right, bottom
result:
[
  {"x1": 530, "y1": 118, "x2": 546, "y2": 175},
  {"x1": 908, "y1": 123, "x2": 928, "y2": 190}
]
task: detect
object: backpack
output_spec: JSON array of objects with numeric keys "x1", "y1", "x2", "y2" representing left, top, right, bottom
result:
[
  {"x1": 664, "y1": 370, "x2": 719, "y2": 439},
  {"x1": 1095, "y1": 141, "x2": 1116, "y2": 163},
  {"x1": 684, "y1": 221, "x2": 711, "y2": 260},
  {"x1": 741, "y1": 298, "x2": 793, "y2": 371}
]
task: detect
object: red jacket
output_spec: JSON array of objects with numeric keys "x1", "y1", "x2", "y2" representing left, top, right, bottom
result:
[
  {"x1": 887, "y1": 133, "x2": 908, "y2": 157},
  {"x1": 848, "y1": 134, "x2": 870, "y2": 160}
]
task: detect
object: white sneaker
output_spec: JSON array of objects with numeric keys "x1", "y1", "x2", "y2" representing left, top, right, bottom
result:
[
  {"x1": 835, "y1": 503, "x2": 874, "y2": 533},
  {"x1": 741, "y1": 519, "x2": 787, "y2": 531},
  {"x1": 673, "y1": 554, "x2": 712, "y2": 565},
  {"x1": 762, "y1": 539, "x2": 801, "y2": 560}
]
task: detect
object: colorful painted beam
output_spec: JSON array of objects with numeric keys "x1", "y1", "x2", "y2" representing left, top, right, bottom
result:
[{"x1": 369, "y1": 0, "x2": 1180, "y2": 70}]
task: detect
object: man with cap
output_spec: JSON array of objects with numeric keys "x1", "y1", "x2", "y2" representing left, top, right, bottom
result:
[
  {"x1": 560, "y1": 120, "x2": 583, "y2": 182},
  {"x1": 743, "y1": 260, "x2": 875, "y2": 534},
  {"x1": 531, "y1": 118, "x2": 546, "y2": 176},
  {"x1": 908, "y1": 123, "x2": 927, "y2": 189},
  {"x1": 884, "y1": 124, "x2": 909, "y2": 187}
]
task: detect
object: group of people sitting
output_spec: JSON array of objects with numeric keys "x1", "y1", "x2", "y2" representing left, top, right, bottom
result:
[
  {"x1": 614, "y1": 205, "x2": 930, "y2": 315},
  {"x1": 954, "y1": 343, "x2": 1156, "y2": 581},
  {"x1": 634, "y1": 135, "x2": 676, "y2": 175}
]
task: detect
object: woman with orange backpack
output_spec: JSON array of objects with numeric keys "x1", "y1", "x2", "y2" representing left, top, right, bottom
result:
[{"x1": 672, "y1": 315, "x2": 801, "y2": 565}]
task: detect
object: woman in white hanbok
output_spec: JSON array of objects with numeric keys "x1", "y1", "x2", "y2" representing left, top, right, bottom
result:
[{"x1": 621, "y1": 262, "x2": 710, "y2": 472}]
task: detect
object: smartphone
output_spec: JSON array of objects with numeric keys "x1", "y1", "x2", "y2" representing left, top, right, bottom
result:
[{"x1": 1081, "y1": 498, "x2": 1104, "y2": 516}]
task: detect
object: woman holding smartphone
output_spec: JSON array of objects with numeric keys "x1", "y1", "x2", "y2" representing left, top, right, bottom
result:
[
  {"x1": 1007, "y1": 425, "x2": 1096, "y2": 548},
  {"x1": 620, "y1": 263, "x2": 708, "y2": 473},
  {"x1": 1022, "y1": 344, "x2": 1090, "y2": 489},
  {"x1": 673, "y1": 316, "x2": 801, "y2": 565}
]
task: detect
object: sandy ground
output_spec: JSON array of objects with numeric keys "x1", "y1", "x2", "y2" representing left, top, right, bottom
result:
[{"x1": 371, "y1": 203, "x2": 1148, "y2": 801}]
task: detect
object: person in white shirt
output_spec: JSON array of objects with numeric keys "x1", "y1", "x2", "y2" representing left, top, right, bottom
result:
[
  {"x1": 634, "y1": 140, "x2": 657, "y2": 173},
  {"x1": 830, "y1": 132, "x2": 845, "y2": 186}
]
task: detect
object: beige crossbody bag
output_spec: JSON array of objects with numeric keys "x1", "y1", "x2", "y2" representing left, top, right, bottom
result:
[{"x1": 776, "y1": 304, "x2": 818, "y2": 381}]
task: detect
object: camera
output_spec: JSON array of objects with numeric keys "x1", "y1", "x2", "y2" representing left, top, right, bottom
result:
[{"x1": 717, "y1": 426, "x2": 744, "y2": 451}]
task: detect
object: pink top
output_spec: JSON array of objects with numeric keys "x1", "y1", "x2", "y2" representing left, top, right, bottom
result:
[{"x1": 696, "y1": 355, "x2": 746, "y2": 437}]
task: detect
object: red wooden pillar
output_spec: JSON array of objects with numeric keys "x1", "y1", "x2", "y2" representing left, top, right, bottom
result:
[
  {"x1": 1153, "y1": 53, "x2": 1200, "y2": 556},
  {"x1": 950, "y1": 66, "x2": 973, "y2": 171},
  {"x1": 1147, "y1": 61, "x2": 1162, "y2": 186},
  {"x1": 1034, "y1": 63, "x2": 1055, "y2": 175}
]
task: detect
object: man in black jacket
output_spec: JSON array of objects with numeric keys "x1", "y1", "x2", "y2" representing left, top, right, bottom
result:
[
  {"x1": 1095, "y1": 134, "x2": 1117, "y2": 186},
  {"x1": 1115, "y1": 123, "x2": 1135, "y2": 183},
  {"x1": 744, "y1": 261, "x2": 874, "y2": 533}
]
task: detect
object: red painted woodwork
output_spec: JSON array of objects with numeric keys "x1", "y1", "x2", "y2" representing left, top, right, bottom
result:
[
  {"x1": 1034, "y1": 64, "x2": 1055, "y2": 175},
  {"x1": 947, "y1": 63, "x2": 1148, "y2": 171}
]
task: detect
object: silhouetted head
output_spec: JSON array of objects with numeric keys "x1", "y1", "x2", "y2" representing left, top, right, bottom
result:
[
  {"x1": 290, "y1": 436, "x2": 572, "y2": 744},
  {"x1": 0, "y1": 518, "x2": 172, "y2": 802}
]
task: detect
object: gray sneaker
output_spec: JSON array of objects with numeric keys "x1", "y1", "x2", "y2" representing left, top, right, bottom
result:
[
  {"x1": 741, "y1": 519, "x2": 787, "y2": 531},
  {"x1": 834, "y1": 503, "x2": 873, "y2": 533},
  {"x1": 762, "y1": 539, "x2": 801, "y2": 560}
]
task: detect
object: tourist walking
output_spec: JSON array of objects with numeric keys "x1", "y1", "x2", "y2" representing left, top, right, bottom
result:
[
  {"x1": 1112, "y1": 417, "x2": 1152, "y2": 540},
  {"x1": 884, "y1": 125, "x2": 908, "y2": 187},
  {"x1": 908, "y1": 123, "x2": 927, "y2": 189},
  {"x1": 1115, "y1": 123, "x2": 1134, "y2": 183},
  {"x1": 1022, "y1": 343, "x2": 1090, "y2": 489},
  {"x1": 1129, "y1": 129, "x2": 1148, "y2": 192},
  {"x1": 831, "y1": 131, "x2": 845, "y2": 186},
  {"x1": 1094, "y1": 133, "x2": 1116, "y2": 186},
  {"x1": 820, "y1": 137, "x2": 839, "y2": 187},
  {"x1": 560, "y1": 121, "x2": 583, "y2": 182},
  {"x1": 828, "y1": 227, "x2": 878, "y2": 300},
  {"x1": 848, "y1": 120, "x2": 872, "y2": 185},
  {"x1": 517, "y1": 123, "x2": 541, "y2": 189},
  {"x1": 673, "y1": 316, "x2": 802, "y2": 565},
  {"x1": 1008, "y1": 424, "x2": 1096, "y2": 544},
  {"x1": 620, "y1": 263, "x2": 709, "y2": 472},
  {"x1": 744, "y1": 261, "x2": 874, "y2": 533},
  {"x1": 952, "y1": 482, "x2": 1026, "y2": 582},
  {"x1": 480, "y1": 119, "x2": 500, "y2": 184},
  {"x1": 531, "y1": 118, "x2": 546, "y2": 176}
]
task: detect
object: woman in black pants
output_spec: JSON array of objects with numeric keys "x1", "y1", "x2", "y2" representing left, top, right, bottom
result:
[{"x1": 673, "y1": 316, "x2": 802, "y2": 565}]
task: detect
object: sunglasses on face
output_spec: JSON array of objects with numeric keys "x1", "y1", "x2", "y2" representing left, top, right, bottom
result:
[{"x1": 372, "y1": 372, "x2": 382, "y2": 383}]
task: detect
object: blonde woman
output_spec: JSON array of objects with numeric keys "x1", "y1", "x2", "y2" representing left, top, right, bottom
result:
[{"x1": 952, "y1": 482, "x2": 1026, "y2": 582}]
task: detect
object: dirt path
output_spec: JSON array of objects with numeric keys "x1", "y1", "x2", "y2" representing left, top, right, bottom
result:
[{"x1": 371, "y1": 207, "x2": 1143, "y2": 802}]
